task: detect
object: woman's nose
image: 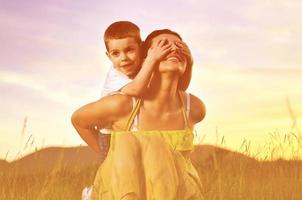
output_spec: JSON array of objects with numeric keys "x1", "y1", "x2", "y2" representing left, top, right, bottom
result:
[
  {"x1": 172, "y1": 43, "x2": 182, "y2": 54},
  {"x1": 170, "y1": 43, "x2": 178, "y2": 52}
]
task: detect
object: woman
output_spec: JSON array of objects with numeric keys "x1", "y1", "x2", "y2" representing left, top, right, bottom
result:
[{"x1": 72, "y1": 29, "x2": 206, "y2": 200}]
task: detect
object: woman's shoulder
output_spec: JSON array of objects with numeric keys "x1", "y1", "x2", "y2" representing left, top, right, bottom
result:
[
  {"x1": 100, "y1": 93, "x2": 133, "y2": 115},
  {"x1": 71, "y1": 93, "x2": 134, "y2": 129},
  {"x1": 188, "y1": 93, "x2": 206, "y2": 123}
]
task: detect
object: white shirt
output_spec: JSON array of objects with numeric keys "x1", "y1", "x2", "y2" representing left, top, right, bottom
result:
[
  {"x1": 100, "y1": 66, "x2": 132, "y2": 134},
  {"x1": 101, "y1": 66, "x2": 132, "y2": 97}
]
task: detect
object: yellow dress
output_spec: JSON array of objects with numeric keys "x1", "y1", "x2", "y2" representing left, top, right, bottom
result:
[{"x1": 91, "y1": 91, "x2": 203, "y2": 200}]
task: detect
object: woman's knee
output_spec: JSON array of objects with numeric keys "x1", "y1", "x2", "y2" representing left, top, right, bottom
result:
[
  {"x1": 144, "y1": 138, "x2": 177, "y2": 176},
  {"x1": 141, "y1": 138, "x2": 179, "y2": 198},
  {"x1": 114, "y1": 133, "x2": 141, "y2": 157},
  {"x1": 145, "y1": 137, "x2": 172, "y2": 160},
  {"x1": 112, "y1": 134, "x2": 142, "y2": 174},
  {"x1": 120, "y1": 193, "x2": 138, "y2": 200}
]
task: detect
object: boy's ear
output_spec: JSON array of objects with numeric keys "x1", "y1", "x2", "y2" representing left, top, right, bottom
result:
[{"x1": 105, "y1": 51, "x2": 110, "y2": 59}]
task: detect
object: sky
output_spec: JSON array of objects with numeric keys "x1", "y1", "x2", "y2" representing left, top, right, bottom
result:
[{"x1": 0, "y1": 0, "x2": 301, "y2": 161}]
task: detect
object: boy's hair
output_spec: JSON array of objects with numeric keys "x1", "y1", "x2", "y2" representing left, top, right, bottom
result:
[
  {"x1": 104, "y1": 21, "x2": 142, "y2": 51},
  {"x1": 143, "y1": 29, "x2": 193, "y2": 91}
]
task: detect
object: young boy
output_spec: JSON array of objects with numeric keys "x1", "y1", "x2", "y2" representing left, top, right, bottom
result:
[{"x1": 81, "y1": 20, "x2": 173, "y2": 200}]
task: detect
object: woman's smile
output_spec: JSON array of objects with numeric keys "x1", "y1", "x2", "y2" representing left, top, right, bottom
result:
[{"x1": 165, "y1": 53, "x2": 183, "y2": 62}]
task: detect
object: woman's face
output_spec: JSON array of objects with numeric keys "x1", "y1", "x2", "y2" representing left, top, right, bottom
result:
[{"x1": 150, "y1": 34, "x2": 187, "y2": 75}]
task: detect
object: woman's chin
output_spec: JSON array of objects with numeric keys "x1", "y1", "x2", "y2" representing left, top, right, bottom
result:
[{"x1": 159, "y1": 62, "x2": 186, "y2": 74}]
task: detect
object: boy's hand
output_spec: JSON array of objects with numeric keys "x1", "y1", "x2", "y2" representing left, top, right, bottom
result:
[
  {"x1": 146, "y1": 39, "x2": 172, "y2": 63},
  {"x1": 175, "y1": 41, "x2": 193, "y2": 65}
]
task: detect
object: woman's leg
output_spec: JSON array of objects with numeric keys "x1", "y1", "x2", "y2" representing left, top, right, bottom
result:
[
  {"x1": 140, "y1": 136, "x2": 179, "y2": 200},
  {"x1": 120, "y1": 193, "x2": 139, "y2": 200},
  {"x1": 111, "y1": 133, "x2": 145, "y2": 199}
]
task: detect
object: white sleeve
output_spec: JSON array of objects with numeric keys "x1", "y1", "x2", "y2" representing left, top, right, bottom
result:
[{"x1": 101, "y1": 66, "x2": 132, "y2": 97}]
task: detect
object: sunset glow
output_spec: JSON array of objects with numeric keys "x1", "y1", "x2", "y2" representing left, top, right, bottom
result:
[{"x1": 1, "y1": 0, "x2": 301, "y2": 161}]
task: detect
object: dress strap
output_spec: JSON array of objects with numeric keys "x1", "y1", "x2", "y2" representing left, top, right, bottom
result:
[
  {"x1": 178, "y1": 91, "x2": 190, "y2": 129},
  {"x1": 126, "y1": 92, "x2": 189, "y2": 131},
  {"x1": 186, "y1": 92, "x2": 190, "y2": 118},
  {"x1": 132, "y1": 99, "x2": 139, "y2": 131},
  {"x1": 125, "y1": 98, "x2": 142, "y2": 131}
]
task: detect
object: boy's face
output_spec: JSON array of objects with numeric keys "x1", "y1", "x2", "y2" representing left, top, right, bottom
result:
[{"x1": 106, "y1": 37, "x2": 141, "y2": 77}]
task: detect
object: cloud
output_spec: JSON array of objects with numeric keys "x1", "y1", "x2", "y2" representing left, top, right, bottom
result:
[
  {"x1": 0, "y1": 70, "x2": 103, "y2": 107},
  {"x1": 0, "y1": 71, "x2": 46, "y2": 90}
]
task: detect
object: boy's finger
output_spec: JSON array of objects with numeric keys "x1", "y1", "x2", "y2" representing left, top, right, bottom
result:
[
  {"x1": 162, "y1": 44, "x2": 173, "y2": 52},
  {"x1": 175, "y1": 41, "x2": 183, "y2": 47},
  {"x1": 157, "y1": 39, "x2": 164, "y2": 46},
  {"x1": 162, "y1": 43, "x2": 173, "y2": 50},
  {"x1": 175, "y1": 41, "x2": 189, "y2": 51},
  {"x1": 177, "y1": 42, "x2": 191, "y2": 54},
  {"x1": 176, "y1": 41, "x2": 188, "y2": 46},
  {"x1": 175, "y1": 41, "x2": 193, "y2": 63},
  {"x1": 153, "y1": 39, "x2": 162, "y2": 48},
  {"x1": 161, "y1": 47, "x2": 173, "y2": 56},
  {"x1": 158, "y1": 39, "x2": 167, "y2": 47},
  {"x1": 176, "y1": 42, "x2": 191, "y2": 55}
]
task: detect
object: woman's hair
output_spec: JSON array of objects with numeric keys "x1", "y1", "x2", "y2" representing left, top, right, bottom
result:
[{"x1": 143, "y1": 29, "x2": 192, "y2": 91}]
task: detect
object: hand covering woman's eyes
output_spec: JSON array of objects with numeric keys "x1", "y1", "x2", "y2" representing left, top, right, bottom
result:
[
  {"x1": 163, "y1": 39, "x2": 169, "y2": 45},
  {"x1": 175, "y1": 41, "x2": 193, "y2": 64}
]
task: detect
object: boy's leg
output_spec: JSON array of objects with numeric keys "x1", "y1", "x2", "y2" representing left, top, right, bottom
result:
[{"x1": 98, "y1": 133, "x2": 111, "y2": 161}]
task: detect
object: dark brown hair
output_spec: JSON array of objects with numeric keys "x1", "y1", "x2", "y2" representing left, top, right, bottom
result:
[
  {"x1": 104, "y1": 21, "x2": 142, "y2": 51},
  {"x1": 143, "y1": 29, "x2": 193, "y2": 91}
]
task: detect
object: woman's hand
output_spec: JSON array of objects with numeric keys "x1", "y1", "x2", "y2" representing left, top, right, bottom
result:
[{"x1": 175, "y1": 41, "x2": 193, "y2": 65}]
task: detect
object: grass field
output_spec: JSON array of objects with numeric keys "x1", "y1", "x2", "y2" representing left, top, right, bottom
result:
[{"x1": 1, "y1": 132, "x2": 302, "y2": 199}]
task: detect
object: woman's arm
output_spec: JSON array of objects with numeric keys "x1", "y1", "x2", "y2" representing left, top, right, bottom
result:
[{"x1": 71, "y1": 94, "x2": 132, "y2": 153}]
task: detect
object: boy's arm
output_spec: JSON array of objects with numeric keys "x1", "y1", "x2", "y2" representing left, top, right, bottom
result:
[
  {"x1": 120, "y1": 39, "x2": 172, "y2": 96},
  {"x1": 71, "y1": 95, "x2": 131, "y2": 153}
]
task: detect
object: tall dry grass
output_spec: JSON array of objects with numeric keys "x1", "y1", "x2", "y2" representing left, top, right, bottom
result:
[
  {"x1": 1, "y1": 99, "x2": 301, "y2": 199},
  {"x1": 1, "y1": 131, "x2": 302, "y2": 200},
  {"x1": 0, "y1": 165, "x2": 98, "y2": 199}
]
